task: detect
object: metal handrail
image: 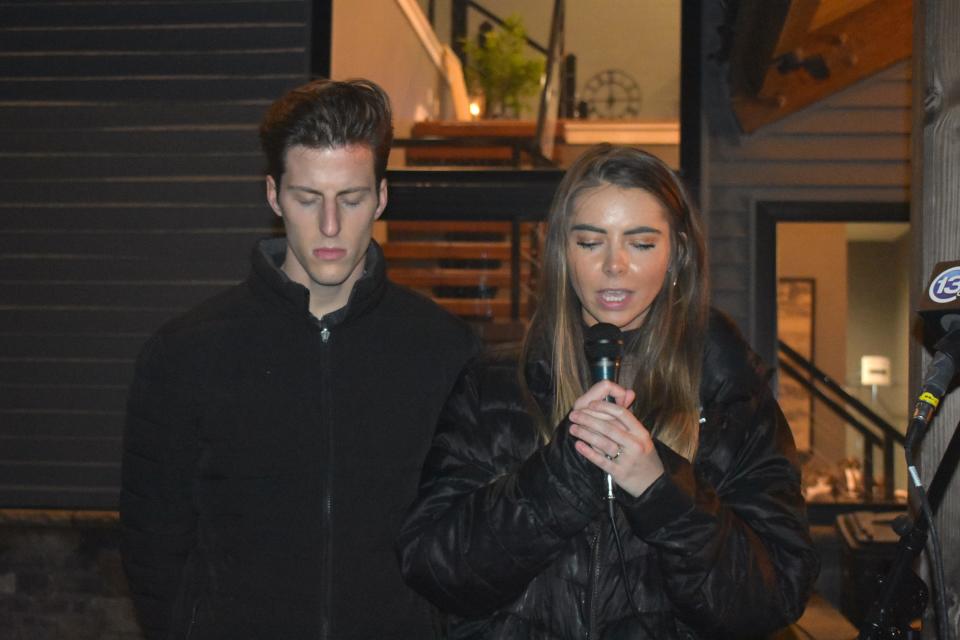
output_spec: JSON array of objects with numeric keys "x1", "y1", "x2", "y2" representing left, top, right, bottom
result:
[
  {"x1": 779, "y1": 340, "x2": 904, "y2": 445},
  {"x1": 778, "y1": 340, "x2": 902, "y2": 501},
  {"x1": 464, "y1": 0, "x2": 549, "y2": 55}
]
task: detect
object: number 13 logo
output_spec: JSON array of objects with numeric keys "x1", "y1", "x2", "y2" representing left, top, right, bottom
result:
[{"x1": 929, "y1": 266, "x2": 960, "y2": 303}]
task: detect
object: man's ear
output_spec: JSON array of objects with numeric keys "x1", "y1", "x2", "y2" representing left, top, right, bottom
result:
[
  {"x1": 374, "y1": 178, "x2": 388, "y2": 221},
  {"x1": 266, "y1": 175, "x2": 282, "y2": 218}
]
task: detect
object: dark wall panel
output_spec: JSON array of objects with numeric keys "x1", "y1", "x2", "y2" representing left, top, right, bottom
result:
[{"x1": 0, "y1": 0, "x2": 310, "y2": 508}]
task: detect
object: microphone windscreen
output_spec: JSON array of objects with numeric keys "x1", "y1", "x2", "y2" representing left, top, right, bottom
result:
[
  {"x1": 919, "y1": 260, "x2": 960, "y2": 343},
  {"x1": 584, "y1": 323, "x2": 624, "y2": 362}
]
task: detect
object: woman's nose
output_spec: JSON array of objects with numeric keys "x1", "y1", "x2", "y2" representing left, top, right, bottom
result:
[{"x1": 603, "y1": 247, "x2": 627, "y2": 275}]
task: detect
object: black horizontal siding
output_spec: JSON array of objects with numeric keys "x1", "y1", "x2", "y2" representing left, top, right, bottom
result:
[
  {"x1": 0, "y1": 1, "x2": 307, "y2": 26},
  {"x1": 0, "y1": 0, "x2": 310, "y2": 509},
  {"x1": 1, "y1": 128, "x2": 260, "y2": 152},
  {"x1": 0, "y1": 103, "x2": 272, "y2": 129},
  {"x1": 0, "y1": 333, "x2": 150, "y2": 359},
  {"x1": 0, "y1": 204, "x2": 279, "y2": 231},
  {"x1": 0, "y1": 51, "x2": 305, "y2": 76},
  {"x1": 0, "y1": 25, "x2": 307, "y2": 52},
  {"x1": 0, "y1": 411, "x2": 124, "y2": 439},
  {"x1": 0, "y1": 155, "x2": 264, "y2": 180},
  {"x1": 0, "y1": 254, "x2": 254, "y2": 280}
]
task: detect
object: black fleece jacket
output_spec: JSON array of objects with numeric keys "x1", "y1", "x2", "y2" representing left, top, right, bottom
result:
[
  {"x1": 398, "y1": 311, "x2": 819, "y2": 639},
  {"x1": 121, "y1": 238, "x2": 479, "y2": 640}
]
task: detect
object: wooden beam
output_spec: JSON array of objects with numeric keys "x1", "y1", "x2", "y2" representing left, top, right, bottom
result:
[
  {"x1": 733, "y1": 0, "x2": 912, "y2": 133},
  {"x1": 772, "y1": 1, "x2": 820, "y2": 58},
  {"x1": 809, "y1": 0, "x2": 874, "y2": 31},
  {"x1": 760, "y1": 0, "x2": 881, "y2": 59}
]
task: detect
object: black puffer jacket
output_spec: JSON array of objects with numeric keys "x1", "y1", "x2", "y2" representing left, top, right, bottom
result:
[
  {"x1": 121, "y1": 238, "x2": 478, "y2": 640},
  {"x1": 398, "y1": 311, "x2": 819, "y2": 639}
]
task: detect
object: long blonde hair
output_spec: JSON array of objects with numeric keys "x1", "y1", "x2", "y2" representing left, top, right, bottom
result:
[{"x1": 521, "y1": 144, "x2": 709, "y2": 460}]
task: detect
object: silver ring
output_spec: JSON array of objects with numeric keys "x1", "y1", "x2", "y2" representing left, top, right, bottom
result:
[{"x1": 611, "y1": 445, "x2": 623, "y2": 460}]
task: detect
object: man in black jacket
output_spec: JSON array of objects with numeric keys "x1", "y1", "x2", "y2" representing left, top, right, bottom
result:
[{"x1": 120, "y1": 78, "x2": 478, "y2": 639}]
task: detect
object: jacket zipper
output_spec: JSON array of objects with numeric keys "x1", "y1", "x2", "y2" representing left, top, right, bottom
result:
[
  {"x1": 587, "y1": 525, "x2": 602, "y2": 640},
  {"x1": 318, "y1": 320, "x2": 333, "y2": 640},
  {"x1": 185, "y1": 600, "x2": 200, "y2": 640}
]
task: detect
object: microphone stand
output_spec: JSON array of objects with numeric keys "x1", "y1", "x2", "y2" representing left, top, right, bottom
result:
[{"x1": 857, "y1": 414, "x2": 960, "y2": 639}]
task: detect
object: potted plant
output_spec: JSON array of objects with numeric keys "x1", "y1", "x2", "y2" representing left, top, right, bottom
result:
[{"x1": 463, "y1": 15, "x2": 544, "y2": 118}]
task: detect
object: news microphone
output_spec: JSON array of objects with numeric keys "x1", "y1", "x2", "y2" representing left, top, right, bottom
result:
[
  {"x1": 908, "y1": 261, "x2": 960, "y2": 442},
  {"x1": 584, "y1": 323, "x2": 624, "y2": 500},
  {"x1": 919, "y1": 260, "x2": 960, "y2": 343}
]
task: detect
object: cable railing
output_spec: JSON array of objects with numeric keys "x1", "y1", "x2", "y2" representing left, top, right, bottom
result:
[{"x1": 778, "y1": 340, "x2": 904, "y2": 502}]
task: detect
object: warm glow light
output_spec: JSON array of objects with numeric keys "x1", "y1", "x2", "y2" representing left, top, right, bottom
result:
[{"x1": 469, "y1": 101, "x2": 481, "y2": 118}]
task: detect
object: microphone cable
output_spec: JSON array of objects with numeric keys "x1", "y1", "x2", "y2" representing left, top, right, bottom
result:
[
  {"x1": 583, "y1": 322, "x2": 655, "y2": 633},
  {"x1": 904, "y1": 416, "x2": 951, "y2": 640},
  {"x1": 606, "y1": 497, "x2": 658, "y2": 637},
  {"x1": 902, "y1": 328, "x2": 959, "y2": 640},
  {"x1": 607, "y1": 497, "x2": 640, "y2": 613}
]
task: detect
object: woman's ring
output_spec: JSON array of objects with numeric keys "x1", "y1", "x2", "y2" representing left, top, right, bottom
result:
[{"x1": 611, "y1": 445, "x2": 623, "y2": 460}]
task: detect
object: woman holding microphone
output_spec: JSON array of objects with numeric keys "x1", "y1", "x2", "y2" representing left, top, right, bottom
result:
[{"x1": 399, "y1": 144, "x2": 818, "y2": 639}]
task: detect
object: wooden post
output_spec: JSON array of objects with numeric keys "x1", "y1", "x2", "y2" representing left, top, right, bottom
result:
[{"x1": 912, "y1": 1, "x2": 960, "y2": 635}]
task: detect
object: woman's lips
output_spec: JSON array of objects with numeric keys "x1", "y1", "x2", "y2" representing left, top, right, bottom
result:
[
  {"x1": 596, "y1": 289, "x2": 631, "y2": 309},
  {"x1": 313, "y1": 248, "x2": 346, "y2": 260}
]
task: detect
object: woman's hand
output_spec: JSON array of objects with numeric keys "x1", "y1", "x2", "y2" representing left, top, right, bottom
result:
[{"x1": 568, "y1": 381, "x2": 664, "y2": 498}]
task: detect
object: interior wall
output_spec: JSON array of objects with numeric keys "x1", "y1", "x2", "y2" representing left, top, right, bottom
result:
[
  {"x1": 331, "y1": 1, "x2": 680, "y2": 123},
  {"x1": 777, "y1": 223, "x2": 849, "y2": 464},
  {"x1": 846, "y1": 235, "x2": 911, "y2": 492},
  {"x1": 846, "y1": 240, "x2": 910, "y2": 420},
  {"x1": 331, "y1": 0, "x2": 446, "y2": 139},
  {"x1": 463, "y1": 0, "x2": 680, "y2": 119}
]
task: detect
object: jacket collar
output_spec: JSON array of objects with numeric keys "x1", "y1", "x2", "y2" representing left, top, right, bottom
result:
[{"x1": 247, "y1": 237, "x2": 387, "y2": 326}]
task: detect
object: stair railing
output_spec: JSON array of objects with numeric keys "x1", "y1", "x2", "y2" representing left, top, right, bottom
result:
[{"x1": 778, "y1": 340, "x2": 904, "y2": 501}]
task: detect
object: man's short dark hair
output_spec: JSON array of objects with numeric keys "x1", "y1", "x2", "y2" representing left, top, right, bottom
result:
[{"x1": 259, "y1": 78, "x2": 394, "y2": 186}]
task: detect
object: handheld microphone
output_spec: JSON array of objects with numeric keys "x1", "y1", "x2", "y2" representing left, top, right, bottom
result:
[
  {"x1": 584, "y1": 323, "x2": 624, "y2": 500},
  {"x1": 908, "y1": 261, "x2": 960, "y2": 444}
]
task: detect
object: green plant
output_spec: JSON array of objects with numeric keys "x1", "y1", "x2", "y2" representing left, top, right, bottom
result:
[{"x1": 463, "y1": 15, "x2": 544, "y2": 118}]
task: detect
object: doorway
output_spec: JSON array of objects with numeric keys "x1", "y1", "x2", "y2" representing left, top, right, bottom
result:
[{"x1": 755, "y1": 201, "x2": 910, "y2": 500}]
